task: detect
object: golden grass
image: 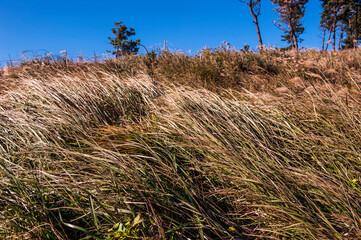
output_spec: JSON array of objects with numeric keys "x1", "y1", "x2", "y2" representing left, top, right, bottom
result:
[{"x1": 0, "y1": 48, "x2": 361, "y2": 239}]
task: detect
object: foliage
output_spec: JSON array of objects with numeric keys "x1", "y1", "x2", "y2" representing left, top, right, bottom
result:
[
  {"x1": 108, "y1": 21, "x2": 140, "y2": 58},
  {"x1": 239, "y1": 0, "x2": 263, "y2": 47},
  {"x1": 103, "y1": 215, "x2": 143, "y2": 239},
  {"x1": 342, "y1": 1, "x2": 361, "y2": 49},
  {"x1": 320, "y1": 0, "x2": 361, "y2": 50},
  {"x1": 320, "y1": 0, "x2": 348, "y2": 51},
  {"x1": 1, "y1": 48, "x2": 361, "y2": 239},
  {"x1": 271, "y1": 0, "x2": 308, "y2": 51}
]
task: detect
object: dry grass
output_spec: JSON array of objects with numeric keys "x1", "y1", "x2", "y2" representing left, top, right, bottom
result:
[{"x1": 1, "y1": 47, "x2": 361, "y2": 239}]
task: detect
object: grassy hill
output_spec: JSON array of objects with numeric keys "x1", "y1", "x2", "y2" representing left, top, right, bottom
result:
[{"x1": 1, "y1": 47, "x2": 361, "y2": 239}]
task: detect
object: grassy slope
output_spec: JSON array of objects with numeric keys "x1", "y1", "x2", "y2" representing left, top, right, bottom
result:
[{"x1": 1, "y1": 48, "x2": 361, "y2": 239}]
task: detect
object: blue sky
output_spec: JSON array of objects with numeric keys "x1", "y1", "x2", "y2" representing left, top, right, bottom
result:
[{"x1": 0, "y1": 0, "x2": 323, "y2": 63}]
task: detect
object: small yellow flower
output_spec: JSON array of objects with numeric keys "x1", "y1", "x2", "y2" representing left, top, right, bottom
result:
[{"x1": 229, "y1": 227, "x2": 236, "y2": 232}]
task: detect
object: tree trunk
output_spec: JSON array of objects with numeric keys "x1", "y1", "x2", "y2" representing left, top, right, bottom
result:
[
  {"x1": 355, "y1": 8, "x2": 360, "y2": 48},
  {"x1": 325, "y1": 29, "x2": 332, "y2": 51},
  {"x1": 289, "y1": 22, "x2": 298, "y2": 51},
  {"x1": 322, "y1": 28, "x2": 326, "y2": 51},
  {"x1": 339, "y1": 24, "x2": 344, "y2": 50},
  {"x1": 116, "y1": 47, "x2": 120, "y2": 58},
  {"x1": 333, "y1": 26, "x2": 336, "y2": 51},
  {"x1": 249, "y1": 5, "x2": 263, "y2": 48},
  {"x1": 293, "y1": 33, "x2": 299, "y2": 51},
  {"x1": 325, "y1": 14, "x2": 337, "y2": 51}
]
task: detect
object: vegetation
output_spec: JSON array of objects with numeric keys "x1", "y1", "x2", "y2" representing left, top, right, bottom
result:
[
  {"x1": 0, "y1": 46, "x2": 361, "y2": 239},
  {"x1": 271, "y1": 0, "x2": 308, "y2": 51},
  {"x1": 239, "y1": 0, "x2": 263, "y2": 47},
  {"x1": 237, "y1": 0, "x2": 361, "y2": 51},
  {"x1": 320, "y1": 0, "x2": 361, "y2": 51},
  {"x1": 341, "y1": 1, "x2": 361, "y2": 49},
  {"x1": 108, "y1": 21, "x2": 140, "y2": 58}
]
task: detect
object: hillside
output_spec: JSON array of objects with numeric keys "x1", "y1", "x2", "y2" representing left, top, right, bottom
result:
[{"x1": 1, "y1": 48, "x2": 361, "y2": 239}]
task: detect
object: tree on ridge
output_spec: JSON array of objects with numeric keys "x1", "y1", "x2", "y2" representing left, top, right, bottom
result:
[
  {"x1": 320, "y1": 0, "x2": 346, "y2": 51},
  {"x1": 271, "y1": 0, "x2": 308, "y2": 51},
  {"x1": 239, "y1": 0, "x2": 264, "y2": 48},
  {"x1": 320, "y1": 0, "x2": 361, "y2": 50},
  {"x1": 108, "y1": 21, "x2": 140, "y2": 58}
]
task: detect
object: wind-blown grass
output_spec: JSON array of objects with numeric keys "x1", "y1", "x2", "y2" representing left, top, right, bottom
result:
[{"x1": 1, "y1": 48, "x2": 361, "y2": 239}]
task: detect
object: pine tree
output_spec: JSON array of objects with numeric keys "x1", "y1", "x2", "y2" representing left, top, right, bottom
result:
[
  {"x1": 342, "y1": 1, "x2": 361, "y2": 48},
  {"x1": 271, "y1": 0, "x2": 308, "y2": 51},
  {"x1": 320, "y1": 0, "x2": 361, "y2": 50},
  {"x1": 108, "y1": 21, "x2": 140, "y2": 58},
  {"x1": 320, "y1": 0, "x2": 347, "y2": 51},
  {"x1": 239, "y1": 0, "x2": 264, "y2": 48}
]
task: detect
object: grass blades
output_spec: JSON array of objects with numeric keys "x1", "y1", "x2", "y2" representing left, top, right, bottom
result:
[{"x1": 0, "y1": 48, "x2": 361, "y2": 239}]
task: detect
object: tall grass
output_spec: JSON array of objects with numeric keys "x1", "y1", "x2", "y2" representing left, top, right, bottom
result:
[{"x1": 1, "y1": 47, "x2": 361, "y2": 239}]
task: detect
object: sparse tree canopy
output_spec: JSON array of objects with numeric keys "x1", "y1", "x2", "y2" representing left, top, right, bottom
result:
[
  {"x1": 320, "y1": 0, "x2": 347, "y2": 51},
  {"x1": 320, "y1": 0, "x2": 360, "y2": 50},
  {"x1": 239, "y1": 0, "x2": 264, "y2": 48},
  {"x1": 342, "y1": 1, "x2": 361, "y2": 49},
  {"x1": 271, "y1": 0, "x2": 308, "y2": 51},
  {"x1": 108, "y1": 21, "x2": 140, "y2": 58}
]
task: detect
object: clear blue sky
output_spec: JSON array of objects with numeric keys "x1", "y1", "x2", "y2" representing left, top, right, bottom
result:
[{"x1": 0, "y1": 0, "x2": 323, "y2": 63}]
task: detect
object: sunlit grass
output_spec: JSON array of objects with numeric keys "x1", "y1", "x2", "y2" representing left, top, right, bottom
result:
[{"x1": 0, "y1": 47, "x2": 361, "y2": 239}]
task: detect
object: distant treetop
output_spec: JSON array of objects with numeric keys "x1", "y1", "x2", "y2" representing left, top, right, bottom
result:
[{"x1": 108, "y1": 21, "x2": 140, "y2": 58}]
